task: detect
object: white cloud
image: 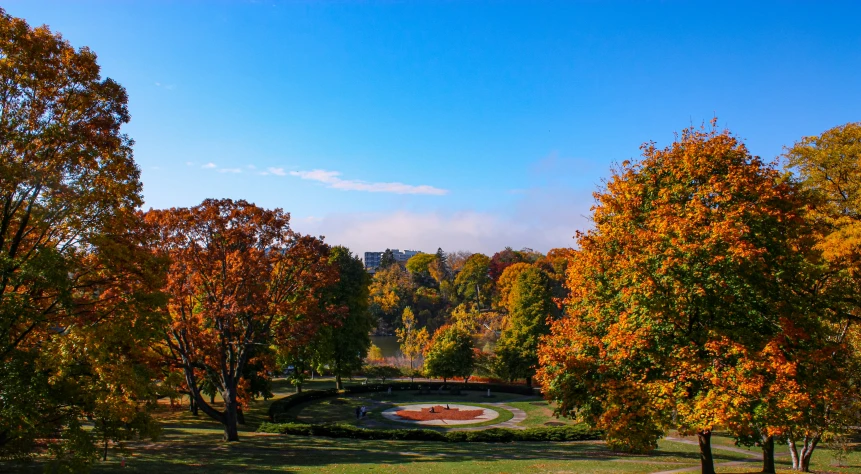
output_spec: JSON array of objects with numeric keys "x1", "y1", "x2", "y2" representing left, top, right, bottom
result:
[
  {"x1": 154, "y1": 81, "x2": 176, "y2": 90},
  {"x1": 289, "y1": 169, "x2": 448, "y2": 195},
  {"x1": 292, "y1": 207, "x2": 589, "y2": 256},
  {"x1": 267, "y1": 167, "x2": 287, "y2": 176},
  {"x1": 218, "y1": 168, "x2": 242, "y2": 174},
  {"x1": 202, "y1": 162, "x2": 217, "y2": 169},
  {"x1": 185, "y1": 161, "x2": 195, "y2": 166},
  {"x1": 247, "y1": 164, "x2": 257, "y2": 170}
]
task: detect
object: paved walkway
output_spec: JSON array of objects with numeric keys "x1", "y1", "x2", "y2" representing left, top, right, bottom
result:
[
  {"x1": 449, "y1": 402, "x2": 528, "y2": 431},
  {"x1": 357, "y1": 399, "x2": 531, "y2": 431},
  {"x1": 381, "y1": 403, "x2": 500, "y2": 426}
]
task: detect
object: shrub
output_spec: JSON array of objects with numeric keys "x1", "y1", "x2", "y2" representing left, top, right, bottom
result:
[
  {"x1": 258, "y1": 422, "x2": 599, "y2": 443},
  {"x1": 267, "y1": 381, "x2": 538, "y2": 422},
  {"x1": 363, "y1": 365, "x2": 402, "y2": 382}
]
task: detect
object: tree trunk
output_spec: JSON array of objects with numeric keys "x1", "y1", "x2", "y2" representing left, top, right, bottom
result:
[
  {"x1": 336, "y1": 373, "x2": 343, "y2": 390},
  {"x1": 222, "y1": 386, "x2": 240, "y2": 442},
  {"x1": 799, "y1": 435, "x2": 819, "y2": 472},
  {"x1": 209, "y1": 393, "x2": 215, "y2": 404},
  {"x1": 788, "y1": 433, "x2": 800, "y2": 470},
  {"x1": 189, "y1": 394, "x2": 198, "y2": 416},
  {"x1": 296, "y1": 383, "x2": 302, "y2": 393},
  {"x1": 696, "y1": 429, "x2": 716, "y2": 474},
  {"x1": 526, "y1": 376, "x2": 532, "y2": 388},
  {"x1": 761, "y1": 434, "x2": 775, "y2": 474},
  {"x1": 102, "y1": 420, "x2": 108, "y2": 461}
]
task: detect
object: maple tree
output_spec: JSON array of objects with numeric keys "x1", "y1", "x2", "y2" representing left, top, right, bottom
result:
[
  {"x1": 146, "y1": 199, "x2": 337, "y2": 441},
  {"x1": 537, "y1": 123, "x2": 815, "y2": 474},
  {"x1": 0, "y1": 9, "x2": 166, "y2": 464},
  {"x1": 779, "y1": 122, "x2": 861, "y2": 471},
  {"x1": 785, "y1": 122, "x2": 861, "y2": 276},
  {"x1": 488, "y1": 247, "x2": 526, "y2": 282}
]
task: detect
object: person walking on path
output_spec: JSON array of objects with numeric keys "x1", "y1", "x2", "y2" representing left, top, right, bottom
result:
[{"x1": 355, "y1": 406, "x2": 361, "y2": 419}]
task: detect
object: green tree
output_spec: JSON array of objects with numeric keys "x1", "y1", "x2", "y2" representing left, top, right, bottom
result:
[
  {"x1": 379, "y1": 248, "x2": 397, "y2": 269},
  {"x1": 495, "y1": 266, "x2": 552, "y2": 386},
  {"x1": 454, "y1": 253, "x2": 493, "y2": 309},
  {"x1": 317, "y1": 246, "x2": 374, "y2": 390},
  {"x1": 0, "y1": 9, "x2": 166, "y2": 464},
  {"x1": 424, "y1": 325, "x2": 475, "y2": 383}
]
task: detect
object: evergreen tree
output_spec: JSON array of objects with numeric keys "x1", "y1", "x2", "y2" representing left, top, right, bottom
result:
[{"x1": 379, "y1": 248, "x2": 397, "y2": 269}]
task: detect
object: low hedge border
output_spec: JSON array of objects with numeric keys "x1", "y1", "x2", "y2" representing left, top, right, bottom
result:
[
  {"x1": 267, "y1": 382, "x2": 538, "y2": 423},
  {"x1": 257, "y1": 422, "x2": 601, "y2": 443}
]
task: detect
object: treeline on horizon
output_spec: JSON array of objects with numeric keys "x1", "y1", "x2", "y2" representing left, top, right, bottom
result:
[{"x1": 2, "y1": 8, "x2": 860, "y2": 474}]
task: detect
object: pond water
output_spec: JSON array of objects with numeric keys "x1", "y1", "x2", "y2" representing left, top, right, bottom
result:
[{"x1": 370, "y1": 335, "x2": 402, "y2": 358}]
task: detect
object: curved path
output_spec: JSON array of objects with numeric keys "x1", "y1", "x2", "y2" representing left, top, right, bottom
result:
[
  {"x1": 450, "y1": 402, "x2": 528, "y2": 431},
  {"x1": 358, "y1": 400, "x2": 530, "y2": 431}
]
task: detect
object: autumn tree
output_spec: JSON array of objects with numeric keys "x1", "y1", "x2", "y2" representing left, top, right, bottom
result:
[
  {"x1": 0, "y1": 9, "x2": 166, "y2": 464},
  {"x1": 396, "y1": 306, "x2": 429, "y2": 370},
  {"x1": 538, "y1": 123, "x2": 814, "y2": 474},
  {"x1": 488, "y1": 247, "x2": 525, "y2": 282},
  {"x1": 786, "y1": 122, "x2": 861, "y2": 274},
  {"x1": 430, "y1": 247, "x2": 452, "y2": 285},
  {"x1": 315, "y1": 246, "x2": 373, "y2": 390},
  {"x1": 368, "y1": 263, "x2": 415, "y2": 333},
  {"x1": 781, "y1": 122, "x2": 861, "y2": 470},
  {"x1": 147, "y1": 199, "x2": 337, "y2": 441},
  {"x1": 446, "y1": 250, "x2": 474, "y2": 272},
  {"x1": 454, "y1": 253, "x2": 492, "y2": 309},
  {"x1": 424, "y1": 324, "x2": 475, "y2": 383},
  {"x1": 495, "y1": 266, "x2": 552, "y2": 386},
  {"x1": 496, "y1": 262, "x2": 532, "y2": 311},
  {"x1": 406, "y1": 252, "x2": 438, "y2": 287}
]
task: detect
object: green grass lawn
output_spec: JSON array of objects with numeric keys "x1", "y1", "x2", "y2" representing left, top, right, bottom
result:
[
  {"x1": 5, "y1": 377, "x2": 861, "y2": 473},
  {"x1": 506, "y1": 400, "x2": 576, "y2": 428}
]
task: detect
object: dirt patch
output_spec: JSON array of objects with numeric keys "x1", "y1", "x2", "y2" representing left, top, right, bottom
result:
[{"x1": 395, "y1": 405, "x2": 485, "y2": 421}]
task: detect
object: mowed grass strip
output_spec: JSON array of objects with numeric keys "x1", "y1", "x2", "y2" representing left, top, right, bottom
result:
[{"x1": 10, "y1": 433, "x2": 760, "y2": 474}]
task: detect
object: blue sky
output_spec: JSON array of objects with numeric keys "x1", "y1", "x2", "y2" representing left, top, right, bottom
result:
[{"x1": 8, "y1": 1, "x2": 861, "y2": 255}]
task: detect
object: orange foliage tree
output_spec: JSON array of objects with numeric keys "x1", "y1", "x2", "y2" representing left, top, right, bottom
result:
[
  {"x1": 0, "y1": 8, "x2": 166, "y2": 464},
  {"x1": 537, "y1": 123, "x2": 817, "y2": 474},
  {"x1": 146, "y1": 199, "x2": 337, "y2": 441}
]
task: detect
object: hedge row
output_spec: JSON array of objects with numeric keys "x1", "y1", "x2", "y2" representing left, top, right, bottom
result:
[
  {"x1": 257, "y1": 422, "x2": 601, "y2": 443},
  {"x1": 267, "y1": 382, "x2": 538, "y2": 422}
]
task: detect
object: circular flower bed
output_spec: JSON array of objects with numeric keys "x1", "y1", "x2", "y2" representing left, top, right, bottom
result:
[{"x1": 382, "y1": 403, "x2": 499, "y2": 426}]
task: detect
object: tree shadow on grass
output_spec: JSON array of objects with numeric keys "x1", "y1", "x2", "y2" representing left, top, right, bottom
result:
[{"x1": 95, "y1": 431, "x2": 756, "y2": 474}]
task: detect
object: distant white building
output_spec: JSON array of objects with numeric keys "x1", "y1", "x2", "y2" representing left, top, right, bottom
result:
[{"x1": 364, "y1": 249, "x2": 422, "y2": 271}]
